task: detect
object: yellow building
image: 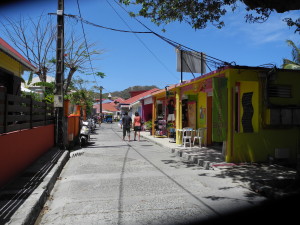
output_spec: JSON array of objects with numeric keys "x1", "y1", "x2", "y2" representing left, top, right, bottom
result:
[
  {"x1": 0, "y1": 38, "x2": 35, "y2": 94},
  {"x1": 153, "y1": 66, "x2": 300, "y2": 164}
]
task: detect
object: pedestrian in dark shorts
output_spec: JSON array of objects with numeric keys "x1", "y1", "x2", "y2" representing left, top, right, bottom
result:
[
  {"x1": 133, "y1": 111, "x2": 142, "y2": 141},
  {"x1": 121, "y1": 112, "x2": 132, "y2": 141}
]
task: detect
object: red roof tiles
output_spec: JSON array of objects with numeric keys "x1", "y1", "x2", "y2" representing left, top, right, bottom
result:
[{"x1": 122, "y1": 88, "x2": 159, "y2": 104}]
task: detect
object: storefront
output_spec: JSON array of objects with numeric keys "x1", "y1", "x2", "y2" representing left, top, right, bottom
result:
[
  {"x1": 140, "y1": 96, "x2": 154, "y2": 123},
  {"x1": 164, "y1": 65, "x2": 300, "y2": 164},
  {"x1": 152, "y1": 88, "x2": 176, "y2": 137}
]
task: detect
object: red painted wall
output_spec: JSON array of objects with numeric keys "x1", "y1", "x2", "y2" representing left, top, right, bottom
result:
[
  {"x1": 142, "y1": 104, "x2": 153, "y2": 122},
  {"x1": 0, "y1": 124, "x2": 54, "y2": 187}
]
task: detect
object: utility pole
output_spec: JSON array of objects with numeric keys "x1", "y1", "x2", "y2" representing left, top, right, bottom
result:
[
  {"x1": 54, "y1": 0, "x2": 65, "y2": 149},
  {"x1": 99, "y1": 86, "x2": 103, "y2": 122}
]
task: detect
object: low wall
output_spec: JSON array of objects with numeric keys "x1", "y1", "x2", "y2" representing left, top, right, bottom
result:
[
  {"x1": 67, "y1": 115, "x2": 80, "y2": 148},
  {"x1": 0, "y1": 124, "x2": 54, "y2": 187},
  {"x1": 230, "y1": 128, "x2": 299, "y2": 164}
]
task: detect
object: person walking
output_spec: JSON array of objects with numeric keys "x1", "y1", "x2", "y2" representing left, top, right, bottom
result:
[
  {"x1": 133, "y1": 112, "x2": 142, "y2": 141},
  {"x1": 121, "y1": 112, "x2": 132, "y2": 141}
]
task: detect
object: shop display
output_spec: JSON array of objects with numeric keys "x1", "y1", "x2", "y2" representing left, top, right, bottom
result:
[{"x1": 154, "y1": 118, "x2": 167, "y2": 137}]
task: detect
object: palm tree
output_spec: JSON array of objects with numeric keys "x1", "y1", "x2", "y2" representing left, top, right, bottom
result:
[{"x1": 283, "y1": 40, "x2": 300, "y2": 70}]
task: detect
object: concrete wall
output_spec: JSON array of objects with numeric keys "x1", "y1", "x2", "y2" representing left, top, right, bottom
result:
[{"x1": 0, "y1": 124, "x2": 55, "y2": 187}]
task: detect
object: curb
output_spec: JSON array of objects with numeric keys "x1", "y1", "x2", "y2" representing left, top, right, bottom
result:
[
  {"x1": 7, "y1": 150, "x2": 69, "y2": 225},
  {"x1": 171, "y1": 148, "x2": 220, "y2": 170}
]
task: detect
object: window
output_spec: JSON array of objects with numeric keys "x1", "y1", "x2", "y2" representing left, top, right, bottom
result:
[{"x1": 268, "y1": 85, "x2": 292, "y2": 98}]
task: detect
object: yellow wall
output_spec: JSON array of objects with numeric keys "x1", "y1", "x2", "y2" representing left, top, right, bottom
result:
[
  {"x1": 226, "y1": 68, "x2": 300, "y2": 163},
  {"x1": 197, "y1": 91, "x2": 207, "y2": 128},
  {"x1": 269, "y1": 71, "x2": 300, "y2": 106},
  {"x1": 175, "y1": 87, "x2": 182, "y2": 145},
  {"x1": 233, "y1": 129, "x2": 299, "y2": 162},
  {"x1": 0, "y1": 51, "x2": 24, "y2": 76}
]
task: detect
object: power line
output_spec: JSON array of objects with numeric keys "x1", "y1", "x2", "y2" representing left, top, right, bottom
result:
[
  {"x1": 112, "y1": 0, "x2": 233, "y2": 69},
  {"x1": 76, "y1": 0, "x2": 99, "y2": 87},
  {"x1": 55, "y1": 10, "x2": 232, "y2": 71},
  {"x1": 56, "y1": 13, "x2": 153, "y2": 34},
  {"x1": 105, "y1": 0, "x2": 179, "y2": 82},
  {"x1": 57, "y1": 0, "x2": 234, "y2": 83}
]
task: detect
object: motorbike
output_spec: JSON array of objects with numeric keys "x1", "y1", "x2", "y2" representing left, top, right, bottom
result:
[
  {"x1": 88, "y1": 118, "x2": 96, "y2": 133},
  {"x1": 80, "y1": 120, "x2": 91, "y2": 146}
]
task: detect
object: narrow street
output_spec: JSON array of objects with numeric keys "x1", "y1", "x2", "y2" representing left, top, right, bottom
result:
[{"x1": 36, "y1": 123, "x2": 265, "y2": 225}]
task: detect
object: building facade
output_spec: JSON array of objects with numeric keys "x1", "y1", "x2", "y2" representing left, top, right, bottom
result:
[{"x1": 152, "y1": 66, "x2": 300, "y2": 164}]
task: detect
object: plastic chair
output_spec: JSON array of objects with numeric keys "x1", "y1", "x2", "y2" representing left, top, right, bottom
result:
[
  {"x1": 193, "y1": 128, "x2": 206, "y2": 148},
  {"x1": 182, "y1": 127, "x2": 193, "y2": 148}
]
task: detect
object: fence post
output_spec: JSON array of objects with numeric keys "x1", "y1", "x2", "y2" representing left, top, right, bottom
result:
[
  {"x1": 27, "y1": 95, "x2": 33, "y2": 129},
  {"x1": 3, "y1": 90, "x2": 8, "y2": 133},
  {"x1": 43, "y1": 101, "x2": 47, "y2": 125}
]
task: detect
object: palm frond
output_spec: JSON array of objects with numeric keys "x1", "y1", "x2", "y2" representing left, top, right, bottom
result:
[{"x1": 286, "y1": 40, "x2": 300, "y2": 64}]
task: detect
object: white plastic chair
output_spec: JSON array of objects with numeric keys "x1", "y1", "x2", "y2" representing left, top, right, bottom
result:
[
  {"x1": 193, "y1": 128, "x2": 206, "y2": 148},
  {"x1": 182, "y1": 127, "x2": 193, "y2": 148}
]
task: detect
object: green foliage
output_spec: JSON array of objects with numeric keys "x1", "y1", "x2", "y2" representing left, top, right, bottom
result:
[
  {"x1": 283, "y1": 40, "x2": 300, "y2": 70},
  {"x1": 67, "y1": 77, "x2": 96, "y2": 115},
  {"x1": 21, "y1": 91, "x2": 42, "y2": 102},
  {"x1": 21, "y1": 71, "x2": 34, "y2": 87},
  {"x1": 119, "y1": 0, "x2": 300, "y2": 32},
  {"x1": 69, "y1": 89, "x2": 94, "y2": 115},
  {"x1": 95, "y1": 72, "x2": 106, "y2": 78},
  {"x1": 144, "y1": 120, "x2": 152, "y2": 130},
  {"x1": 32, "y1": 81, "x2": 55, "y2": 103},
  {"x1": 44, "y1": 94, "x2": 54, "y2": 104}
]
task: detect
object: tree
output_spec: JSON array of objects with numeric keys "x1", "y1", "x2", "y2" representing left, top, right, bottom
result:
[
  {"x1": 120, "y1": 0, "x2": 300, "y2": 32},
  {"x1": 67, "y1": 77, "x2": 95, "y2": 115},
  {"x1": 1, "y1": 14, "x2": 56, "y2": 82},
  {"x1": 283, "y1": 40, "x2": 300, "y2": 70},
  {"x1": 1, "y1": 14, "x2": 105, "y2": 93},
  {"x1": 61, "y1": 33, "x2": 105, "y2": 93}
]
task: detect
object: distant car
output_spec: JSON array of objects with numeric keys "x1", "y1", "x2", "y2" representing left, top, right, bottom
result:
[{"x1": 106, "y1": 115, "x2": 113, "y2": 123}]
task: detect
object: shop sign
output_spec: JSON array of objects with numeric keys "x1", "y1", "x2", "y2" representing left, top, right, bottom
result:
[{"x1": 144, "y1": 97, "x2": 153, "y2": 105}]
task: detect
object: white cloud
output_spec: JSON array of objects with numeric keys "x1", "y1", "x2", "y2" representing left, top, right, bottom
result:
[{"x1": 222, "y1": 9, "x2": 299, "y2": 45}]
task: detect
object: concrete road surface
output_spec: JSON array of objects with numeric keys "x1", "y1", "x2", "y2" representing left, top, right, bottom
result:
[{"x1": 35, "y1": 123, "x2": 266, "y2": 225}]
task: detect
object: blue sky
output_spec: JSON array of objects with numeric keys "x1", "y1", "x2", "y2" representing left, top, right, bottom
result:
[{"x1": 0, "y1": 0, "x2": 299, "y2": 94}]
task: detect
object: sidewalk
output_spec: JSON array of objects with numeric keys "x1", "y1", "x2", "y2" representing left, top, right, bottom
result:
[
  {"x1": 0, "y1": 148, "x2": 69, "y2": 225},
  {"x1": 1, "y1": 130, "x2": 299, "y2": 224},
  {"x1": 140, "y1": 131, "x2": 300, "y2": 199},
  {"x1": 140, "y1": 131, "x2": 226, "y2": 169}
]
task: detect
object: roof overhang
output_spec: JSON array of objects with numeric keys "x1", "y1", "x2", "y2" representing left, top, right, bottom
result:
[{"x1": 0, "y1": 41, "x2": 36, "y2": 72}]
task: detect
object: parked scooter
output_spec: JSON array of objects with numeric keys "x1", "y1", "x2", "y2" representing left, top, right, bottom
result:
[
  {"x1": 88, "y1": 118, "x2": 96, "y2": 133},
  {"x1": 80, "y1": 120, "x2": 90, "y2": 146}
]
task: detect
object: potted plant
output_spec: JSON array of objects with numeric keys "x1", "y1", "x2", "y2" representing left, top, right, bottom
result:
[{"x1": 144, "y1": 120, "x2": 153, "y2": 134}]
